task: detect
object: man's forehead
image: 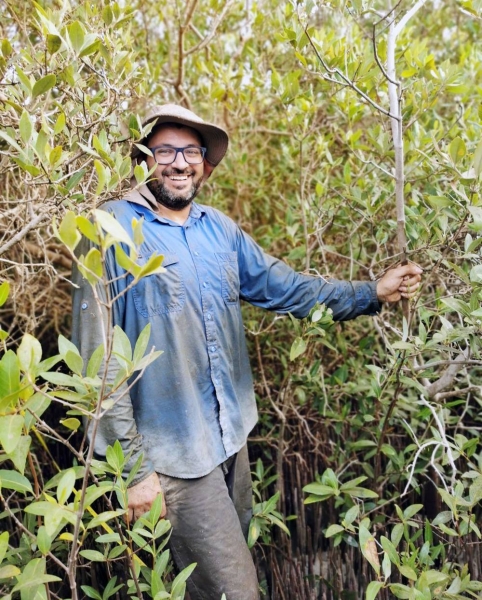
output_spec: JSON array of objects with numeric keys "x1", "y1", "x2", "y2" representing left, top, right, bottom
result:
[{"x1": 150, "y1": 123, "x2": 203, "y2": 145}]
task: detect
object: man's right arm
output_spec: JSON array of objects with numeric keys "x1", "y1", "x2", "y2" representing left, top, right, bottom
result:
[{"x1": 71, "y1": 241, "x2": 157, "y2": 497}]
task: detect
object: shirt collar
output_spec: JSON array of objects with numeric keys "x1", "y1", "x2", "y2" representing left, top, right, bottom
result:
[{"x1": 124, "y1": 182, "x2": 205, "y2": 224}]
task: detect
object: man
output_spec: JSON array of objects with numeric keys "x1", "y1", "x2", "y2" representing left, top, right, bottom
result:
[{"x1": 72, "y1": 104, "x2": 422, "y2": 600}]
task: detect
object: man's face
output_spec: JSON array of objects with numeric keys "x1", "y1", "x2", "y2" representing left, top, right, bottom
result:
[{"x1": 145, "y1": 125, "x2": 205, "y2": 211}]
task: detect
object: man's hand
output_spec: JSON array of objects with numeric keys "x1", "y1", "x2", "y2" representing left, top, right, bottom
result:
[
  {"x1": 126, "y1": 471, "x2": 166, "y2": 524},
  {"x1": 376, "y1": 263, "x2": 423, "y2": 303}
]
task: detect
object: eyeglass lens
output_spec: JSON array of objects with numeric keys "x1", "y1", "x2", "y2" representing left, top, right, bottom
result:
[{"x1": 152, "y1": 147, "x2": 205, "y2": 165}]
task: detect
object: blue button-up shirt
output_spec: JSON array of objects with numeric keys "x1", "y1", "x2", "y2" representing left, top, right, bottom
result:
[{"x1": 71, "y1": 186, "x2": 380, "y2": 483}]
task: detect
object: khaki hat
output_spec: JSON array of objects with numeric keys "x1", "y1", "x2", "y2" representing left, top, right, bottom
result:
[{"x1": 132, "y1": 104, "x2": 229, "y2": 166}]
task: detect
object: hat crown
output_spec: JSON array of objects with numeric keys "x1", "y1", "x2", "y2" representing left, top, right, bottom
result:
[{"x1": 145, "y1": 104, "x2": 206, "y2": 125}]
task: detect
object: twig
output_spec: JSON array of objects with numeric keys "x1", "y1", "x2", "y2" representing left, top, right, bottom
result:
[{"x1": 0, "y1": 211, "x2": 49, "y2": 256}]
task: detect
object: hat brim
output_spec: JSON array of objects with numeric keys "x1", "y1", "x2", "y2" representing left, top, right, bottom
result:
[{"x1": 131, "y1": 114, "x2": 228, "y2": 167}]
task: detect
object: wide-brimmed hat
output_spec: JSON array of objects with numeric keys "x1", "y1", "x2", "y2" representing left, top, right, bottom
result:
[{"x1": 131, "y1": 104, "x2": 229, "y2": 167}]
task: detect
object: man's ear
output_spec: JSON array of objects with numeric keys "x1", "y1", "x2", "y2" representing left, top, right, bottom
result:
[{"x1": 203, "y1": 160, "x2": 216, "y2": 180}]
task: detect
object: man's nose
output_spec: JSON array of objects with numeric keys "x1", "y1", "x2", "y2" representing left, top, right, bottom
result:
[{"x1": 171, "y1": 149, "x2": 189, "y2": 169}]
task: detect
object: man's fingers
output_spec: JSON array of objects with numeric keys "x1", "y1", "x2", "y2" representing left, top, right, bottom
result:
[{"x1": 395, "y1": 263, "x2": 423, "y2": 277}]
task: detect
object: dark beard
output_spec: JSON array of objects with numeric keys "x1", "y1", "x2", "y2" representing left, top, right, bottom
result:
[{"x1": 147, "y1": 174, "x2": 200, "y2": 211}]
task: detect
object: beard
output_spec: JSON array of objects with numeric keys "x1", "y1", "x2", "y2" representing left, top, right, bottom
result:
[{"x1": 147, "y1": 168, "x2": 202, "y2": 211}]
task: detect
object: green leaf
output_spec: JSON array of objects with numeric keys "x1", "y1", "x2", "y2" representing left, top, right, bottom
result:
[
  {"x1": 132, "y1": 217, "x2": 145, "y2": 246},
  {"x1": 7, "y1": 435, "x2": 31, "y2": 474},
  {"x1": 0, "y1": 281, "x2": 9, "y2": 307},
  {"x1": 470, "y1": 264, "x2": 482, "y2": 284},
  {"x1": 0, "y1": 530, "x2": 9, "y2": 564},
  {"x1": 54, "y1": 112, "x2": 66, "y2": 135},
  {"x1": 0, "y1": 565, "x2": 20, "y2": 579},
  {"x1": 56, "y1": 468, "x2": 76, "y2": 505},
  {"x1": 448, "y1": 137, "x2": 466, "y2": 164},
  {"x1": 139, "y1": 254, "x2": 166, "y2": 278},
  {"x1": 399, "y1": 564, "x2": 417, "y2": 581},
  {"x1": 79, "y1": 39, "x2": 101, "y2": 57},
  {"x1": 389, "y1": 584, "x2": 412, "y2": 599},
  {"x1": 133, "y1": 324, "x2": 151, "y2": 364},
  {"x1": 49, "y1": 145, "x2": 62, "y2": 166},
  {"x1": 0, "y1": 469, "x2": 33, "y2": 494},
  {"x1": 0, "y1": 350, "x2": 21, "y2": 412},
  {"x1": 80, "y1": 585, "x2": 102, "y2": 600},
  {"x1": 0, "y1": 414, "x2": 24, "y2": 453},
  {"x1": 32, "y1": 74, "x2": 56, "y2": 98},
  {"x1": 15, "y1": 66, "x2": 32, "y2": 94},
  {"x1": 19, "y1": 110, "x2": 33, "y2": 144},
  {"x1": 64, "y1": 350, "x2": 84, "y2": 376},
  {"x1": 17, "y1": 333, "x2": 42, "y2": 372},
  {"x1": 171, "y1": 563, "x2": 197, "y2": 597},
  {"x1": 403, "y1": 504, "x2": 423, "y2": 519},
  {"x1": 366, "y1": 580, "x2": 384, "y2": 600},
  {"x1": 113, "y1": 325, "x2": 132, "y2": 369},
  {"x1": 473, "y1": 137, "x2": 482, "y2": 177},
  {"x1": 57, "y1": 210, "x2": 81, "y2": 250},
  {"x1": 341, "y1": 486, "x2": 378, "y2": 499},
  {"x1": 391, "y1": 523, "x2": 404, "y2": 547},
  {"x1": 290, "y1": 337, "x2": 306, "y2": 361},
  {"x1": 87, "y1": 510, "x2": 125, "y2": 530},
  {"x1": 94, "y1": 159, "x2": 107, "y2": 194},
  {"x1": 37, "y1": 526, "x2": 52, "y2": 554},
  {"x1": 87, "y1": 344, "x2": 104, "y2": 378},
  {"x1": 68, "y1": 21, "x2": 85, "y2": 53},
  {"x1": 60, "y1": 418, "x2": 81, "y2": 431},
  {"x1": 1, "y1": 39, "x2": 12, "y2": 57},
  {"x1": 46, "y1": 34, "x2": 62, "y2": 54},
  {"x1": 59, "y1": 334, "x2": 81, "y2": 356},
  {"x1": 303, "y1": 482, "x2": 338, "y2": 497},
  {"x1": 380, "y1": 536, "x2": 400, "y2": 566},
  {"x1": 76, "y1": 215, "x2": 99, "y2": 242},
  {"x1": 106, "y1": 440, "x2": 125, "y2": 472},
  {"x1": 94, "y1": 209, "x2": 135, "y2": 249},
  {"x1": 23, "y1": 392, "x2": 51, "y2": 431},
  {"x1": 344, "y1": 505, "x2": 359, "y2": 525},
  {"x1": 359, "y1": 525, "x2": 380, "y2": 577},
  {"x1": 325, "y1": 524, "x2": 344, "y2": 538},
  {"x1": 83, "y1": 247, "x2": 103, "y2": 281},
  {"x1": 248, "y1": 517, "x2": 261, "y2": 547},
  {"x1": 13, "y1": 573, "x2": 62, "y2": 592}
]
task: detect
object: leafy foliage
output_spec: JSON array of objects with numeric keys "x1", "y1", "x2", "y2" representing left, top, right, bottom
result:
[{"x1": 1, "y1": 0, "x2": 482, "y2": 598}]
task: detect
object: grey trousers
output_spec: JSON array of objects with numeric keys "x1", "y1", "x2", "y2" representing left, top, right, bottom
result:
[{"x1": 158, "y1": 445, "x2": 260, "y2": 600}]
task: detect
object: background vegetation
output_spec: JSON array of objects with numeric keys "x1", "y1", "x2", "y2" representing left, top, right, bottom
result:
[{"x1": 1, "y1": 0, "x2": 482, "y2": 598}]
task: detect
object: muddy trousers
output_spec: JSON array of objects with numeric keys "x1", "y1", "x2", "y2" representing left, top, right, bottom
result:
[{"x1": 158, "y1": 445, "x2": 260, "y2": 600}]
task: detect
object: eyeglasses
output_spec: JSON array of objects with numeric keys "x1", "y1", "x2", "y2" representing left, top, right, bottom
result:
[{"x1": 148, "y1": 145, "x2": 207, "y2": 165}]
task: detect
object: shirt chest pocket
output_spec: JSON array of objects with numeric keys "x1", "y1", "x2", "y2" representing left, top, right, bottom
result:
[
  {"x1": 131, "y1": 253, "x2": 185, "y2": 317},
  {"x1": 215, "y1": 252, "x2": 240, "y2": 305}
]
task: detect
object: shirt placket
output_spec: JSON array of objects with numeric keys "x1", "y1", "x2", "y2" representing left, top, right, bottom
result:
[{"x1": 183, "y1": 220, "x2": 235, "y2": 455}]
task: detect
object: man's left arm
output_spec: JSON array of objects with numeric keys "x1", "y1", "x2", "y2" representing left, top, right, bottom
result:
[{"x1": 234, "y1": 225, "x2": 422, "y2": 319}]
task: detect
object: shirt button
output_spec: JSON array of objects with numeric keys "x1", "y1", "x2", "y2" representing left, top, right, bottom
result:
[
  {"x1": 194, "y1": 251, "x2": 199, "y2": 256},
  {"x1": 210, "y1": 346, "x2": 216, "y2": 353},
  {"x1": 206, "y1": 314, "x2": 212, "y2": 320},
  {"x1": 81, "y1": 302, "x2": 88, "y2": 310},
  {"x1": 203, "y1": 282, "x2": 208, "y2": 288}
]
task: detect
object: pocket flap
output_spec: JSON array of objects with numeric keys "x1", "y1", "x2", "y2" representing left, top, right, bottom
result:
[
  {"x1": 161, "y1": 253, "x2": 179, "y2": 267},
  {"x1": 137, "y1": 252, "x2": 179, "y2": 267}
]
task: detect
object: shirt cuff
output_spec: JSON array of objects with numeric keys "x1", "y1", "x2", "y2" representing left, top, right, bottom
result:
[{"x1": 355, "y1": 280, "x2": 381, "y2": 315}]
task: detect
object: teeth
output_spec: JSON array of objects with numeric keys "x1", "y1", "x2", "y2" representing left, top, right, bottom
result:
[{"x1": 169, "y1": 176, "x2": 188, "y2": 180}]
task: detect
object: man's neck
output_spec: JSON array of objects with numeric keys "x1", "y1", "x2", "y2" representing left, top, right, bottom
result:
[{"x1": 155, "y1": 202, "x2": 192, "y2": 225}]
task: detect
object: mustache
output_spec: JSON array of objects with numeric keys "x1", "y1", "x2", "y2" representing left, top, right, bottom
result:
[{"x1": 161, "y1": 167, "x2": 196, "y2": 176}]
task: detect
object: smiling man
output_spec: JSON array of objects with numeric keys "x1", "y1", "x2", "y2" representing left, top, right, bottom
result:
[{"x1": 72, "y1": 104, "x2": 422, "y2": 600}]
